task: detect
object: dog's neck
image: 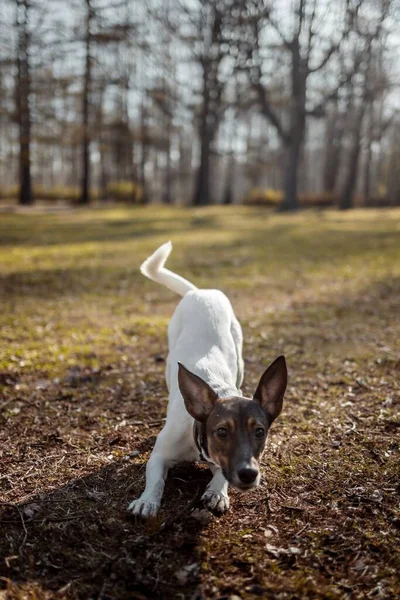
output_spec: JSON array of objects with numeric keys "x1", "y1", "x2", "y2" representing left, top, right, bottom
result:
[
  {"x1": 205, "y1": 377, "x2": 239, "y2": 400},
  {"x1": 193, "y1": 420, "x2": 214, "y2": 463}
]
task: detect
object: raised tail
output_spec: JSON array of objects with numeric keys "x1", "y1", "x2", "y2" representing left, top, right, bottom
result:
[{"x1": 140, "y1": 241, "x2": 197, "y2": 297}]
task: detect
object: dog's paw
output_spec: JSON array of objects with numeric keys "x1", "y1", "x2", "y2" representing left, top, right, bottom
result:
[
  {"x1": 201, "y1": 489, "x2": 230, "y2": 515},
  {"x1": 127, "y1": 498, "x2": 160, "y2": 519}
]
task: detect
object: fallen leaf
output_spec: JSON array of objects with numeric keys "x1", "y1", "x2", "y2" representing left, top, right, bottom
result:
[{"x1": 265, "y1": 544, "x2": 301, "y2": 557}]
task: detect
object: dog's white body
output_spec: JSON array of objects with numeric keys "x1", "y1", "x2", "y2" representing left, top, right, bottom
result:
[{"x1": 128, "y1": 241, "x2": 244, "y2": 517}]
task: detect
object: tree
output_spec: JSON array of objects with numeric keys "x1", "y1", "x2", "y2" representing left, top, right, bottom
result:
[
  {"x1": 386, "y1": 120, "x2": 400, "y2": 205},
  {"x1": 15, "y1": 0, "x2": 32, "y2": 205},
  {"x1": 150, "y1": 83, "x2": 176, "y2": 204},
  {"x1": 323, "y1": 104, "x2": 344, "y2": 194},
  {"x1": 238, "y1": 0, "x2": 365, "y2": 211},
  {"x1": 340, "y1": 0, "x2": 391, "y2": 210},
  {"x1": 191, "y1": 1, "x2": 227, "y2": 206},
  {"x1": 79, "y1": 0, "x2": 94, "y2": 205}
]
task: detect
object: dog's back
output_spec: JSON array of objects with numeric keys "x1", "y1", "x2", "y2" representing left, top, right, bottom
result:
[
  {"x1": 168, "y1": 288, "x2": 235, "y2": 349},
  {"x1": 167, "y1": 288, "x2": 241, "y2": 401},
  {"x1": 140, "y1": 242, "x2": 244, "y2": 402}
]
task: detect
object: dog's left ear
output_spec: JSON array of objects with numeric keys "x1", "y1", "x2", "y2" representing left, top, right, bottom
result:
[
  {"x1": 253, "y1": 355, "x2": 287, "y2": 424},
  {"x1": 178, "y1": 363, "x2": 218, "y2": 422}
]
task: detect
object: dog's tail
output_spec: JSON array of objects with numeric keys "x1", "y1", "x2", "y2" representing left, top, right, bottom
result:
[{"x1": 140, "y1": 241, "x2": 197, "y2": 297}]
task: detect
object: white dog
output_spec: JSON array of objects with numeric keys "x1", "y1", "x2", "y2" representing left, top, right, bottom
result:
[{"x1": 128, "y1": 241, "x2": 287, "y2": 518}]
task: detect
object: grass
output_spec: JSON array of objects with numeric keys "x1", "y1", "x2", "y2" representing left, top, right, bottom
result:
[{"x1": 0, "y1": 205, "x2": 399, "y2": 599}]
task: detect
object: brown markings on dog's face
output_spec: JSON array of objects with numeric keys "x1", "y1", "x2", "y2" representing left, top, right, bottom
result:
[{"x1": 205, "y1": 397, "x2": 269, "y2": 490}]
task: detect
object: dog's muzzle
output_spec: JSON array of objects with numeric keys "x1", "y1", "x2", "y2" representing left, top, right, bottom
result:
[{"x1": 230, "y1": 468, "x2": 261, "y2": 491}]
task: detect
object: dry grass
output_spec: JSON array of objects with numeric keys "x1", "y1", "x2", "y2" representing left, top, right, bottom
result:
[{"x1": 0, "y1": 206, "x2": 399, "y2": 599}]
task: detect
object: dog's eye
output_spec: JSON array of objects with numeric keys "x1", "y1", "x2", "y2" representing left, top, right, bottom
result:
[
  {"x1": 255, "y1": 427, "x2": 265, "y2": 438},
  {"x1": 217, "y1": 427, "x2": 228, "y2": 438}
]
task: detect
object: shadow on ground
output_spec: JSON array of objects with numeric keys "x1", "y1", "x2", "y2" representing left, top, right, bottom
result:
[
  {"x1": 0, "y1": 458, "x2": 212, "y2": 599},
  {"x1": 0, "y1": 213, "x2": 219, "y2": 247}
]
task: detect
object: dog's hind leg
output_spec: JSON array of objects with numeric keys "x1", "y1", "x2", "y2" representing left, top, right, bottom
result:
[
  {"x1": 127, "y1": 451, "x2": 172, "y2": 518},
  {"x1": 201, "y1": 465, "x2": 230, "y2": 515},
  {"x1": 231, "y1": 315, "x2": 244, "y2": 391}
]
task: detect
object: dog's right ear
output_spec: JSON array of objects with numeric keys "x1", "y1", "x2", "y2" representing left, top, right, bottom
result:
[{"x1": 178, "y1": 363, "x2": 218, "y2": 422}]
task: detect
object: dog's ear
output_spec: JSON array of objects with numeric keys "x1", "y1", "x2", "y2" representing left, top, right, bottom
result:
[
  {"x1": 253, "y1": 356, "x2": 287, "y2": 424},
  {"x1": 178, "y1": 363, "x2": 218, "y2": 422}
]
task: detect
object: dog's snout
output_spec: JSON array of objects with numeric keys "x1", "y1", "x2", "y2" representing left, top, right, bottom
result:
[{"x1": 237, "y1": 467, "x2": 258, "y2": 485}]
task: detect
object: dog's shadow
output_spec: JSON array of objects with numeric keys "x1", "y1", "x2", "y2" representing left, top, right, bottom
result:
[{"x1": 0, "y1": 454, "x2": 213, "y2": 599}]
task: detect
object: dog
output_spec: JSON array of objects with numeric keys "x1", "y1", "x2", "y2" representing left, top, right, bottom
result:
[{"x1": 127, "y1": 241, "x2": 287, "y2": 518}]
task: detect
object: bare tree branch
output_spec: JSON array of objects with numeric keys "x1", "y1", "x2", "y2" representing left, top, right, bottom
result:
[
  {"x1": 307, "y1": 51, "x2": 363, "y2": 117},
  {"x1": 306, "y1": 0, "x2": 318, "y2": 58},
  {"x1": 308, "y1": 0, "x2": 366, "y2": 73},
  {"x1": 296, "y1": 0, "x2": 306, "y2": 39},
  {"x1": 264, "y1": 12, "x2": 292, "y2": 50},
  {"x1": 252, "y1": 80, "x2": 288, "y2": 141},
  {"x1": 309, "y1": 41, "x2": 342, "y2": 73}
]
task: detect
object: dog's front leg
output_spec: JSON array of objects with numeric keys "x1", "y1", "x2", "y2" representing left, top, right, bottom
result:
[
  {"x1": 202, "y1": 465, "x2": 230, "y2": 515},
  {"x1": 127, "y1": 452, "x2": 171, "y2": 518}
]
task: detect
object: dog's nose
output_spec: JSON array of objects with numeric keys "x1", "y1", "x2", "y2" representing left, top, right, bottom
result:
[{"x1": 237, "y1": 467, "x2": 258, "y2": 485}]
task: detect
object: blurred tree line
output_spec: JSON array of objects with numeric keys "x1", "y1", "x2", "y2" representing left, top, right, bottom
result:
[{"x1": 0, "y1": 0, "x2": 399, "y2": 210}]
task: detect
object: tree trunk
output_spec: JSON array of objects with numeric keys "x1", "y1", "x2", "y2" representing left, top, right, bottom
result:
[
  {"x1": 340, "y1": 108, "x2": 365, "y2": 210},
  {"x1": 223, "y1": 154, "x2": 234, "y2": 205},
  {"x1": 281, "y1": 134, "x2": 301, "y2": 211},
  {"x1": 163, "y1": 117, "x2": 172, "y2": 204},
  {"x1": 324, "y1": 142, "x2": 343, "y2": 193},
  {"x1": 192, "y1": 4, "x2": 223, "y2": 209},
  {"x1": 280, "y1": 44, "x2": 306, "y2": 212},
  {"x1": 386, "y1": 123, "x2": 400, "y2": 206},
  {"x1": 363, "y1": 101, "x2": 374, "y2": 206},
  {"x1": 139, "y1": 101, "x2": 149, "y2": 204},
  {"x1": 99, "y1": 139, "x2": 108, "y2": 202},
  {"x1": 79, "y1": 0, "x2": 92, "y2": 205},
  {"x1": 363, "y1": 140, "x2": 372, "y2": 206},
  {"x1": 340, "y1": 36, "x2": 375, "y2": 210},
  {"x1": 16, "y1": 0, "x2": 32, "y2": 206},
  {"x1": 98, "y1": 88, "x2": 108, "y2": 202},
  {"x1": 130, "y1": 140, "x2": 137, "y2": 204},
  {"x1": 193, "y1": 130, "x2": 212, "y2": 206},
  {"x1": 193, "y1": 66, "x2": 213, "y2": 206},
  {"x1": 323, "y1": 110, "x2": 344, "y2": 193}
]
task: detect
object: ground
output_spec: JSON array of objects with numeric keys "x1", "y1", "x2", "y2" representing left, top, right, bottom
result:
[{"x1": 0, "y1": 206, "x2": 399, "y2": 600}]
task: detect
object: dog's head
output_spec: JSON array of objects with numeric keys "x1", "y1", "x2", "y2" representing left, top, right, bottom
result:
[{"x1": 178, "y1": 356, "x2": 287, "y2": 491}]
